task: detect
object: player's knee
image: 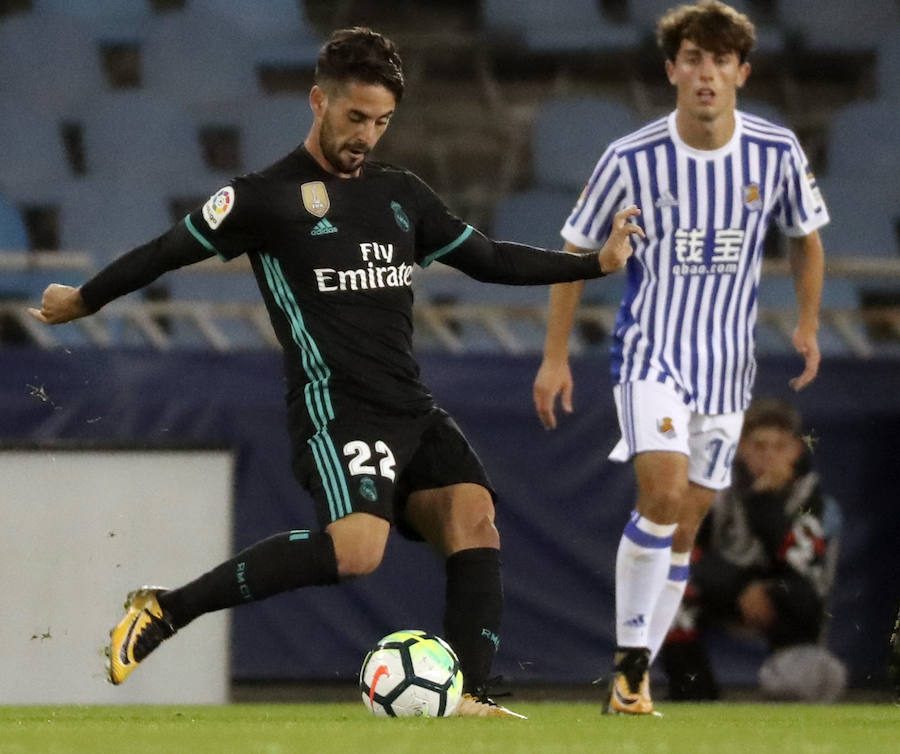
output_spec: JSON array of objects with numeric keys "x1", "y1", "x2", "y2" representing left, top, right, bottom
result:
[
  {"x1": 334, "y1": 541, "x2": 385, "y2": 577},
  {"x1": 639, "y1": 482, "x2": 688, "y2": 523},
  {"x1": 328, "y1": 513, "x2": 389, "y2": 577},
  {"x1": 452, "y1": 493, "x2": 499, "y2": 549}
]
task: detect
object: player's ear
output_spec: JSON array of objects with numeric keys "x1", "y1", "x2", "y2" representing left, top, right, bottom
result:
[
  {"x1": 664, "y1": 58, "x2": 677, "y2": 85},
  {"x1": 310, "y1": 85, "x2": 328, "y2": 118},
  {"x1": 736, "y1": 61, "x2": 751, "y2": 89}
]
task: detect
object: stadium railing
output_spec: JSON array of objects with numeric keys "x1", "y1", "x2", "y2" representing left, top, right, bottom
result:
[{"x1": 1, "y1": 253, "x2": 898, "y2": 357}]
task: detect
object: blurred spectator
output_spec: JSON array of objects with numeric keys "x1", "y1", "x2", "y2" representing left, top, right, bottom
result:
[{"x1": 660, "y1": 397, "x2": 847, "y2": 702}]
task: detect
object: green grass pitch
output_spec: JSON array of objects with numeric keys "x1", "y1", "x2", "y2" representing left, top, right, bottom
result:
[{"x1": 1, "y1": 703, "x2": 897, "y2": 754}]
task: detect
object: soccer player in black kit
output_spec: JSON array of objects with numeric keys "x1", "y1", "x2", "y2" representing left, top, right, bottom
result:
[{"x1": 29, "y1": 27, "x2": 643, "y2": 717}]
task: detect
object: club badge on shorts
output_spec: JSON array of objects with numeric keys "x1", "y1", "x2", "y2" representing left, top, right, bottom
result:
[
  {"x1": 657, "y1": 416, "x2": 676, "y2": 438},
  {"x1": 301, "y1": 181, "x2": 330, "y2": 218}
]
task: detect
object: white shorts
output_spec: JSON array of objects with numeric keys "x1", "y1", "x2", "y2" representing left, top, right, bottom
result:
[{"x1": 609, "y1": 381, "x2": 744, "y2": 490}]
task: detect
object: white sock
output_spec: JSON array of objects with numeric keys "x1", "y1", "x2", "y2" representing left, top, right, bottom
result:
[
  {"x1": 615, "y1": 511, "x2": 678, "y2": 649},
  {"x1": 647, "y1": 550, "x2": 691, "y2": 663}
]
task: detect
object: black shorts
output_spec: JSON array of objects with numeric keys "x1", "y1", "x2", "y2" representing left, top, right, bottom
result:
[{"x1": 291, "y1": 405, "x2": 495, "y2": 539}]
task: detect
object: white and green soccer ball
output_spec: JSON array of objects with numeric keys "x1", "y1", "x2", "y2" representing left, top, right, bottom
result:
[{"x1": 359, "y1": 630, "x2": 464, "y2": 717}]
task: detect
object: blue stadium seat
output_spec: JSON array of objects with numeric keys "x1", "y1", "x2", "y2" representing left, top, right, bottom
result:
[
  {"x1": 0, "y1": 12, "x2": 107, "y2": 114},
  {"x1": 142, "y1": 7, "x2": 261, "y2": 113},
  {"x1": 31, "y1": 0, "x2": 152, "y2": 41},
  {"x1": 492, "y1": 187, "x2": 626, "y2": 307},
  {"x1": 491, "y1": 188, "x2": 577, "y2": 250},
  {"x1": 57, "y1": 178, "x2": 173, "y2": 267},
  {"x1": 531, "y1": 97, "x2": 642, "y2": 190},
  {"x1": 77, "y1": 92, "x2": 211, "y2": 185},
  {"x1": 818, "y1": 176, "x2": 898, "y2": 258},
  {"x1": 875, "y1": 31, "x2": 900, "y2": 102},
  {"x1": 237, "y1": 95, "x2": 314, "y2": 171},
  {"x1": 776, "y1": 0, "x2": 899, "y2": 51},
  {"x1": 0, "y1": 194, "x2": 29, "y2": 252},
  {"x1": 192, "y1": 0, "x2": 322, "y2": 67},
  {"x1": 482, "y1": 0, "x2": 639, "y2": 53},
  {"x1": 0, "y1": 100, "x2": 72, "y2": 204},
  {"x1": 826, "y1": 101, "x2": 900, "y2": 184}
]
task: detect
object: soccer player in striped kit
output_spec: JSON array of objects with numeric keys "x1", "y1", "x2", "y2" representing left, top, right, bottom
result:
[{"x1": 533, "y1": 1, "x2": 827, "y2": 714}]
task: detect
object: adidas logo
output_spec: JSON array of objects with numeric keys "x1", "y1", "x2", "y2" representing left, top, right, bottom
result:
[
  {"x1": 654, "y1": 190, "x2": 678, "y2": 209},
  {"x1": 311, "y1": 218, "x2": 338, "y2": 236},
  {"x1": 624, "y1": 614, "x2": 646, "y2": 628}
]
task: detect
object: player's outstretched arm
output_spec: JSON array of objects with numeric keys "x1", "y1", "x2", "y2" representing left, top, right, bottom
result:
[
  {"x1": 27, "y1": 220, "x2": 214, "y2": 326},
  {"x1": 28, "y1": 284, "x2": 89, "y2": 324},
  {"x1": 438, "y1": 206, "x2": 644, "y2": 286}
]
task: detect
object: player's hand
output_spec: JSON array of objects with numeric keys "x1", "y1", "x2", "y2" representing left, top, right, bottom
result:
[
  {"x1": 533, "y1": 357, "x2": 574, "y2": 430},
  {"x1": 597, "y1": 205, "x2": 644, "y2": 274},
  {"x1": 737, "y1": 581, "x2": 777, "y2": 632},
  {"x1": 788, "y1": 325, "x2": 820, "y2": 391},
  {"x1": 27, "y1": 284, "x2": 89, "y2": 325}
]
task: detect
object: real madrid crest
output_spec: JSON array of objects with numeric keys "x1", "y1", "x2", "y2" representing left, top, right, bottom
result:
[{"x1": 301, "y1": 181, "x2": 330, "y2": 218}]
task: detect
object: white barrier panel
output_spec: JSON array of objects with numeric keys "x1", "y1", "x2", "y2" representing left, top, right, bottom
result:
[{"x1": 0, "y1": 449, "x2": 233, "y2": 704}]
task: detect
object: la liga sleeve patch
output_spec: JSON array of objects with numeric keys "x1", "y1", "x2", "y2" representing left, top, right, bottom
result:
[{"x1": 202, "y1": 186, "x2": 235, "y2": 230}]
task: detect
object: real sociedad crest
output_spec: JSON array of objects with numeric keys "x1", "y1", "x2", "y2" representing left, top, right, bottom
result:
[
  {"x1": 742, "y1": 183, "x2": 762, "y2": 211},
  {"x1": 301, "y1": 181, "x2": 330, "y2": 218}
]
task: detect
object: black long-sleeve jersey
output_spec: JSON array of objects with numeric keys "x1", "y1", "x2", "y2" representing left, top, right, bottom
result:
[{"x1": 81, "y1": 145, "x2": 606, "y2": 416}]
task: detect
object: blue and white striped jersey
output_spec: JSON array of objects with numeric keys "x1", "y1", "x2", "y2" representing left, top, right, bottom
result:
[{"x1": 562, "y1": 110, "x2": 829, "y2": 414}]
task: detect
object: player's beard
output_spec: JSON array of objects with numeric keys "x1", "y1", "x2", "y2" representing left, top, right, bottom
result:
[{"x1": 319, "y1": 116, "x2": 370, "y2": 175}]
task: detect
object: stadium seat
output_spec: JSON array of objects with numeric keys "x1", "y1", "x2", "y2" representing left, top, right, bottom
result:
[
  {"x1": 825, "y1": 101, "x2": 900, "y2": 184},
  {"x1": 776, "y1": 0, "x2": 899, "y2": 51},
  {"x1": 0, "y1": 100, "x2": 72, "y2": 204},
  {"x1": 57, "y1": 177, "x2": 173, "y2": 267},
  {"x1": 0, "y1": 12, "x2": 108, "y2": 114},
  {"x1": 875, "y1": 31, "x2": 900, "y2": 102},
  {"x1": 491, "y1": 188, "x2": 577, "y2": 250},
  {"x1": 142, "y1": 7, "x2": 261, "y2": 113},
  {"x1": 236, "y1": 95, "x2": 314, "y2": 171},
  {"x1": 817, "y1": 176, "x2": 898, "y2": 258},
  {"x1": 531, "y1": 97, "x2": 642, "y2": 191},
  {"x1": 482, "y1": 0, "x2": 639, "y2": 53},
  {"x1": 0, "y1": 194, "x2": 29, "y2": 252},
  {"x1": 191, "y1": 0, "x2": 322, "y2": 67},
  {"x1": 31, "y1": 0, "x2": 153, "y2": 42},
  {"x1": 77, "y1": 91, "x2": 212, "y2": 185}
]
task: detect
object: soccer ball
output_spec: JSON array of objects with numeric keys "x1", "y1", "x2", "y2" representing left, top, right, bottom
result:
[{"x1": 359, "y1": 630, "x2": 464, "y2": 717}]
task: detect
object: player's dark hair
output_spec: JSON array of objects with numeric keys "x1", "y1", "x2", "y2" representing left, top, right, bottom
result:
[
  {"x1": 315, "y1": 27, "x2": 405, "y2": 102},
  {"x1": 657, "y1": 0, "x2": 756, "y2": 63},
  {"x1": 741, "y1": 397, "x2": 802, "y2": 438}
]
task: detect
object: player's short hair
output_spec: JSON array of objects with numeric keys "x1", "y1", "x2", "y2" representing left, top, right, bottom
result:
[
  {"x1": 656, "y1": 0, "x2": 756, "y2": 63},
  {"x1": 315, "y1": 27, "x2": 405, "y2": 102},
  {"x1": 741, "y1": 397, "x2": 803, "y2": 438}
]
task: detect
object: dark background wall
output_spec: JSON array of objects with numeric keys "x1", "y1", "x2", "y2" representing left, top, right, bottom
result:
[{"x1": 2, "y1": 348, "x2": 898, "y2": 689}]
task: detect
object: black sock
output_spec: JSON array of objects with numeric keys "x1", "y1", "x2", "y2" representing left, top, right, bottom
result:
[
  {"x1": 158, "y1": 530, "x2": 339, "y2": 630},
  {"x1": 443, "y1": 547, "x2": 502, "y2": 694}
]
